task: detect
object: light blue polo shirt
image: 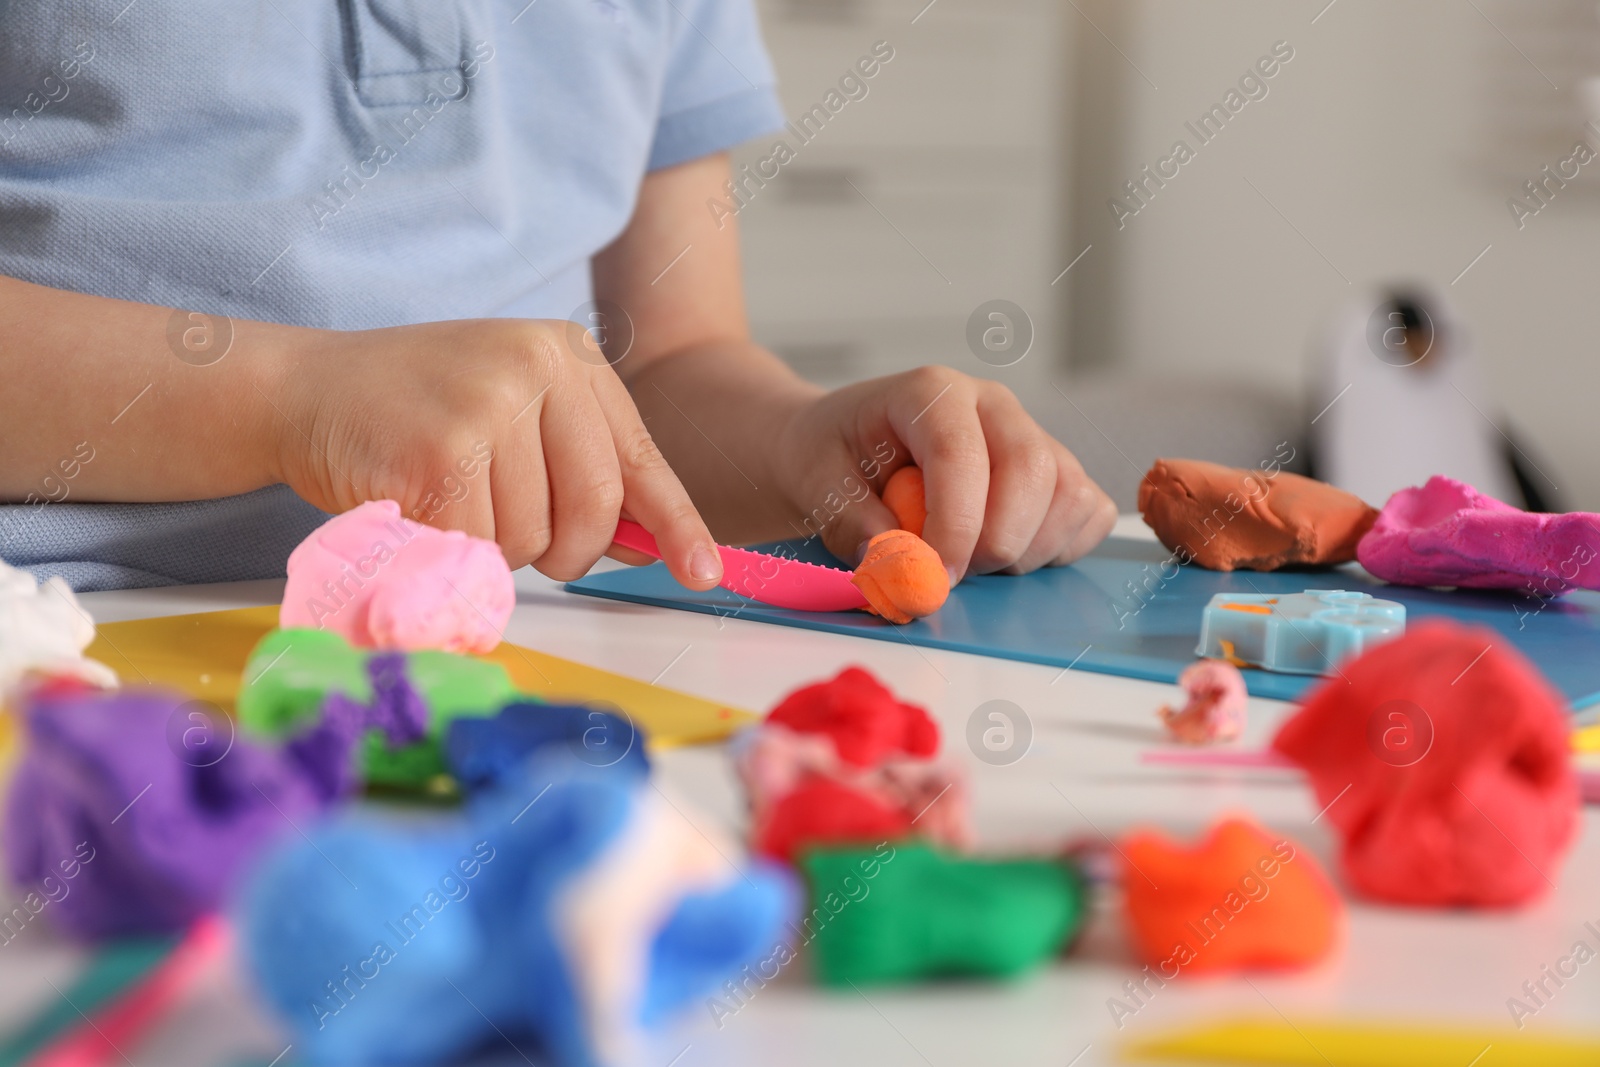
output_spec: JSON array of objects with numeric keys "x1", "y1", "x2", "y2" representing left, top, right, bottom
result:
[{"x1": 0, "y1": 0, "x2": 782, "y2": 589}]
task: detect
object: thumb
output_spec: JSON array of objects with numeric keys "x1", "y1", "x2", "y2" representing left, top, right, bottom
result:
[{"x1": 817, "y1": 492, "x2": 900, "y2": 568}]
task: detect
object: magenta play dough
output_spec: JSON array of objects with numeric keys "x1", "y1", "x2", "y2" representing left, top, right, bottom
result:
[
  {"x1": 281, "y1": 501, "x2": 514, "y2": 653},
  {"x1": 1357, "y1": 476, "x2": 1600, "y2": 592}
]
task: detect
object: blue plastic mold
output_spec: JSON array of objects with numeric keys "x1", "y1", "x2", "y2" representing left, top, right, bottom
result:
[{"x1": 1196, "y1": 589, "x2": 1405, "y2": 676}]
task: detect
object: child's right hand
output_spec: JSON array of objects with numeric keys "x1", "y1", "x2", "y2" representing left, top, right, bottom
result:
[{"x1": 267, "y1": 318, "x2": 724, "y2": 589}]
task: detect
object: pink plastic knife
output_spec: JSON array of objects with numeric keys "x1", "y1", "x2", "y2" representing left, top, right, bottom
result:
[{"x1": 612, "y1": 519, "x2": 869, "y2": 612}]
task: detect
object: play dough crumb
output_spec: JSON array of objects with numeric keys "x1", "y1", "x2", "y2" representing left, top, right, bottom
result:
[
  {"x1": 1159, "y1": 660, "x2": 1247, "y2": 744},
  {"x1": 882, "y1": 466, "x2": 928, "y2": 537},
  {"x1": 851, "y1": 530, "x2": 949, "y2": 624}
]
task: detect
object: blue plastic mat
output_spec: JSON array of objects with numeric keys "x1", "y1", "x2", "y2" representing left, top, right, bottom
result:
[{"x1": 566, "y1": 536, "x2": 1600, "y2": 708}]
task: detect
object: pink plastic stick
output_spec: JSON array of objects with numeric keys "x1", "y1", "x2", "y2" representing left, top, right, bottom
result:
[
  {"x1": 27, "y1": 915, "x2": 230, "y2": 1067},
  {"x1": 1141, "y1": 747, "x2": 1600, "y2": 805},
  {"x1": 1139, "y1": 748, "x2": 1295, "y2": 769}
]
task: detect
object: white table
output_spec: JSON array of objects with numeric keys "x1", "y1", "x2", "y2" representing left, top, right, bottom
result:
[{"x1": 11, "y1": 519, "x2": 1600, "y2": 1067}]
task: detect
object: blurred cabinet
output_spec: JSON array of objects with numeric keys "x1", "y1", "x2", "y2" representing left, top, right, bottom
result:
[{"x1": 735, "y1": 0, "x2": 1073, "y2": 390}]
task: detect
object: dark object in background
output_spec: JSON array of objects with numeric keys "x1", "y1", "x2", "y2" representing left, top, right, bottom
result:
[
  {"x1": 1307, "y1": 287, "x2": 1562, "y2": 514},
  {"x1": 1505, "y1": 428, "x2": 1562, "y2": 513}
]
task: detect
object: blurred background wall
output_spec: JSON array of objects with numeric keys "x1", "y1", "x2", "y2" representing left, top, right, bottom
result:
[{"x1": 734, "y1": 0, "x2": 1600, "y2": 512}]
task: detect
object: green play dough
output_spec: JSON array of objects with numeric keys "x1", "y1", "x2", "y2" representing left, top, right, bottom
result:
[
  {"x1": 235, "y1": 628, "x2": 521, "y2": 790},
  {"x1": 798, "y1": 843, "x2": 1086, "y2": 985},
  {"x1": 237, "y1": 628, "x2": 365, "y2": 734}
]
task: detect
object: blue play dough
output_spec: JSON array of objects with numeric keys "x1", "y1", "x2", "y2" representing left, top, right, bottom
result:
[
  {"x1": 566, "y1": 536, "x2": 1600, "y2": 708},
  {"x1": 445, "y1": 702, "x2": 649, "y2": 793},
  {"x1": 238, "y1": 754, "x2": 795, "y2": 1067}
]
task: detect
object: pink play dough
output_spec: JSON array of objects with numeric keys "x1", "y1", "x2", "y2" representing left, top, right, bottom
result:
[
  {"x1": 1159, "y1": 660, "x2": 1248, "y2": 744},
  {"x1": 1357, "y1": 476, "x2": 1600, "y2": 593},
  {"x1": 281, "y1": 500, "x2": 514, "y2": 654},
  {"x1": 732, "y1": 720, "x2": 973, "y2": 861}
]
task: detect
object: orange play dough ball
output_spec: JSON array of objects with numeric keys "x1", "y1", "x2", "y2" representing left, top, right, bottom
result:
[
  {"x1": 882, "y1": 466, "x2": 928, "y2": 538},
  {"x1": 851, "y1": 530, "x2": 949, "y2": 624},
  {"x1": 1119, "y1": 817, "x2": 1342, "y2": 975}
]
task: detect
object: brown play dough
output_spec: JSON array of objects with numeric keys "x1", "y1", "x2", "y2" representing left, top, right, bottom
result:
[{"x1": 1137, "y1": 458, "x2": 1378, "y2": 571}]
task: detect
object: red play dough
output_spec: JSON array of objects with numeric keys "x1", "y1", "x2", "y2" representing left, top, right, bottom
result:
[
  {"x1": 1272, "y1": 620, "x2": 1578, "y2": 907},
  {"x1": 745, "y1": 667, "x2": 971, "y2": 862},
  {"x1": 766, "y1": 666, "x2": 939, "y2": 768},
  {"x1": 1120, "y1": 817, "x2": 1341, "y2": 974},
  {"x1": 883, "y1": 466, "x2": 928, "y2": 538},
  {"x1": 755, "y1": 777, "x2": 913, "y2": 863}
]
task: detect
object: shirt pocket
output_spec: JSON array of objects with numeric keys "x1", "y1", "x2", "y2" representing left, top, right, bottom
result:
[{"x1": 340, "y1": 0, "x2": 468, "y2": 107}]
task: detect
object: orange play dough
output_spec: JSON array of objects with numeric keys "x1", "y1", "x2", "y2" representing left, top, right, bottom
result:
[
  {"x1": 851, "y1": 530, "x2": 949, "y2": 624},
  {"x1": 1119, "y1": 817, "x2": 1341, "y2": 975},
  {"x1": 882, "y1": 466, "x2": 928, "y2": 537},
  {"x1": 1137, "y1": 458, "x2": 1378, "y2": 572}
]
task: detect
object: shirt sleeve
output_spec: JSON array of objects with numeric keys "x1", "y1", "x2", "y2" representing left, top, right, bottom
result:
[{"x1": 648, "y1": 0, "x2": 785, "y2": 171}]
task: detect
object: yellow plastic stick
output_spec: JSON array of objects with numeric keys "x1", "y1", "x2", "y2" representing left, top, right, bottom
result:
[
  {"x1": 1570, "y1": 721, "x2": 1600, "y2": 753},
  {"x1": 87, "y1": 605, "x2": 752, "y2": 747},
  {"x1": 1125, "y1": 1018, "x2": 1600, "y2": 1067}
]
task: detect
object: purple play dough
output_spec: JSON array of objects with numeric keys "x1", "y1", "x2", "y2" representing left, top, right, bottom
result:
[
  {"x1": 1357, "y1": 476, "x2": 1600, "y2": 592},
  {"x1": 4, "y1": 685, "x2": 355, "y2": 939},
  {"x1": 356, "y1": 653, "x2": 429, "y2": 745},
  {"x1": 293, "y1": 653, "x2": 428, "y2": 798}
]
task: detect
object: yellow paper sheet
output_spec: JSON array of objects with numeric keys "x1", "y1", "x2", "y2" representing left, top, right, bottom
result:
[
  {"x1": 87, "y1": 605, "x2": 752, "y2": 748},
  {"x1": 1125, "y1": 1018, "x2": 1600, "y2": 1067}
]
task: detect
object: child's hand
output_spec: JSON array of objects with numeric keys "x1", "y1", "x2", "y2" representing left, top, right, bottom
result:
[
  {"x1": 773, "y1": 368, "x2": 1117, "y2": 581},
  {"x1": 268, "y1": 319, "x2": 723, "y2": 588}
]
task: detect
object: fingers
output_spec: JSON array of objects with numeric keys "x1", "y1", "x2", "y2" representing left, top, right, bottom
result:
[
  {"x1": 1003, "y1": 442, "x2": 1119, "y2": 573},
  {"x1": 814, "y1": 481, "x2": 901, "y2": 567},
  {"x1": 591, "y1": 367, "x2": 723, "y2": 590},
  {"x1": 891, "y1": 369, "x2": 988, "y2": 582},
  {"x1": 534, "y1": 376, "x2": 627, "y2": 582},
  {"x1": 1050, "y1": 477, "x2": 1119, "y2": 565},
  {"x1": 605, "y1": 544, "x2": 660, "y2": 567},
  {"x1": 966, "y1": 387, "x2": 1057, "y2": 574},
  {"x1": 889, "y1": 371, "x2": 1116, "y2": 578},
  {"x1": 407, "y1": 450, "x2": 500, "y2": 546},
  {"x1": 486, "y1": 392, "x2": 554, "y2": 570}
]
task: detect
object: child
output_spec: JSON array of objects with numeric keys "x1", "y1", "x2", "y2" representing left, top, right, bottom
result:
[{"x1": 0, "y1": 1, "x2": 1114, "y2": 591}]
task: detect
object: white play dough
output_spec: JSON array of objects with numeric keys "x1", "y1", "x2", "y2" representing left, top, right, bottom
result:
[{"x1": 0, "y1": 560, "x2": 117, "y2": 693}]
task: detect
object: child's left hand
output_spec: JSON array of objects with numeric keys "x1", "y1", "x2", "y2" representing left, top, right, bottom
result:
[
  {"x1": 597, "y1": 154, "x2": 1115, "y2": 581},
  {"x1": 771, "y1": 367, "x2": 1118, "y2": 582}
]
